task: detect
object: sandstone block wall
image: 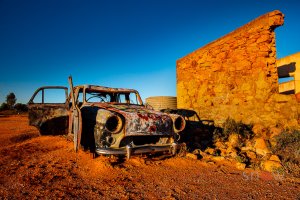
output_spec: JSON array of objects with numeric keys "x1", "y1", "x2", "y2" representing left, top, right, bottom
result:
[{"x1": 177, "y1": 10, "x2": 300, "y2": 128}]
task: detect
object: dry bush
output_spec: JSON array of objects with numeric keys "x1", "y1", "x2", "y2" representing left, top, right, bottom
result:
[
  {"x1": 213, "y1": 118, "x2": 253, "y2": 142},
  {"x1": 271, "y1": 129, "x2": 300, "y2": 177}
]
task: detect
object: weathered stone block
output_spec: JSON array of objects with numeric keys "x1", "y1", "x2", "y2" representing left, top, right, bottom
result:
[
  {"x1": 254, "y1": 138, "x2": 271, "y2": 156},
  {"x1": 257, "y1": 34, "x2": 271, "y2": 43},
  {"x1": 261, "y1": 160, "x2": 283, "y2": 172},
  {"x1": 236, "y1": 162, "x2": 246, "y2": 170}
]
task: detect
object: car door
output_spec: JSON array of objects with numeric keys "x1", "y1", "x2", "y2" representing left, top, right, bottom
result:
[
  {"x1": 68, "y1": 76, "x2": 82, "y2": 152},
  {"x1": 28, "y1": 86, "x2": 69, "y2": 135}
]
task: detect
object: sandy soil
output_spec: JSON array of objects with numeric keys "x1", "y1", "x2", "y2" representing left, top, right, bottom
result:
[{"x1": 0, "y1": 115, "x2": 299, "y2": 199}]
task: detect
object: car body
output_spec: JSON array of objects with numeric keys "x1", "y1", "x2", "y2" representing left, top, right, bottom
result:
[{"x1": 28, "y1": 77, "x2": 186, "y2": 158}]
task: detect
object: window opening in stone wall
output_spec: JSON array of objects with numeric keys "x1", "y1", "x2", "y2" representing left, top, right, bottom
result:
[{"x1": 277, "y1": 61, "x2": 297, "y2": 95}]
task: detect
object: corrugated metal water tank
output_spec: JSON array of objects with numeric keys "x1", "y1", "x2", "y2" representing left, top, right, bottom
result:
[{"x1": 145, "y1": 96, "x2": 177, "y2": 111}]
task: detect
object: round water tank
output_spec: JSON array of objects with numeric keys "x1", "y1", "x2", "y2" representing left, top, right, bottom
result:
[{"x1": 145, "y1": 96, "x2": 177, "y2": 111}]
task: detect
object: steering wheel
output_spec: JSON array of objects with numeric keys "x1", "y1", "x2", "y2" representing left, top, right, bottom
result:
[{"x1": 87, "y1": 95, "x2": 106, "y2": 102}]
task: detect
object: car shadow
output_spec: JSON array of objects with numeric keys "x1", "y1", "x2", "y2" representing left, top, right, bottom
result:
[{"x1": 161, "y1": 109, "x2": 220, "y2": 152}]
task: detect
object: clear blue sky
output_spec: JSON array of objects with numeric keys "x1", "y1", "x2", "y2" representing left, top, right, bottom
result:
[{"x1": 0, "y1": 0, "x2": 299, "y2": 104}]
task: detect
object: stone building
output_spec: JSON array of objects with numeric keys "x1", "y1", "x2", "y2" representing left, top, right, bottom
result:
[{"x1": 177, "y1": 10, "x2": 300, "y2": 128}]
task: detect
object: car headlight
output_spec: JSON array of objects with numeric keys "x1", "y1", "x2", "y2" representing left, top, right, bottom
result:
[
  {"x1": 105, "y1": 114, "x2": 123, "y2": 134},
  {"x1": 169, "y1": 114, "x2": 186, "y2": 133}
]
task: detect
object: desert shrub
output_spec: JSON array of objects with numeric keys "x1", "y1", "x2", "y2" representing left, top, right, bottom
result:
[
  {"x1": 14, "y1": 103, "x2": 28, "y2": 112},
  {"x1": 213, "y1": 118, "x2": 253, "y2": 142},
  {"x1": 235, "y1": 155, "x2": 245, "y2": 163},
  {"x1": 6, "y1": 92, "x2": 16, "y2": 109},
  {"x1": 272, "y1": 130, "x2": 300, "y2": 177},
  {"x1": 0, "y1": 103, "x2": 9, "y2": 111}
]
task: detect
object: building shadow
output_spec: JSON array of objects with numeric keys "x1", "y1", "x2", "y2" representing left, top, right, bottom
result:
[{"x1": 161, "y1": 108, "x2": 219, "y2": 152}]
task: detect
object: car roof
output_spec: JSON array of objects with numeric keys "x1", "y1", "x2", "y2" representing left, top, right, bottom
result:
[{"x1": 75, "y1": 85, "x2": 138, "y2": 93}]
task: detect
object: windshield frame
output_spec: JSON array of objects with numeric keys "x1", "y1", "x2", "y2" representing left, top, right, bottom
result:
[{"x1": 83, "y1": 88, "x2": 144, "y2": 106}]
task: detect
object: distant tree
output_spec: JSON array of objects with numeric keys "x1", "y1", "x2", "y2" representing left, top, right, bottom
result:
[
  {"x1": 6, "y1": 92, "x2": 16, "y2": 109},
  {"x1": 14, "y1": 103, "x2": 28, "y2": 112},
  {"x1": 0, "y1": 103, "x2": 9, "y2": 111}
]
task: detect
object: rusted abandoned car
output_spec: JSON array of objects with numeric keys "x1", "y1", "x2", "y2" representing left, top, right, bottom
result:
[{"x1": 28, "y1": 77, "x2": 186, "y2": 158}]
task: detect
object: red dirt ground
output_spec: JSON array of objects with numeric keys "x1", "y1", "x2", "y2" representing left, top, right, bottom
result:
[{"x1": 0, "y1": 115, "x2": 299, "y2": 199}]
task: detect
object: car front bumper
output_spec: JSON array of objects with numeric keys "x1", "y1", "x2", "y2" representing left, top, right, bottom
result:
[{"x1": 95, "y1": 142, "x2": 185, "y2": 159}]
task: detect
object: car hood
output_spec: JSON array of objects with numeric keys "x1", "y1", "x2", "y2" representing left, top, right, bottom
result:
[{"x1": 92, "y1": 103, "x2": 174, "y2": 136}]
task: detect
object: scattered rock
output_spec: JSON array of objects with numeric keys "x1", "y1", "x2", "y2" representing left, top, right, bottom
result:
[
  {"x1": 228, "y1": 133, "x2": 241, "y2": 148},
  {"x1": 241, "y1": 146, "x2": 252, "y2": 152},
  {"x1": 215, "y1": 141, "x2": 226, "y2": 149},
  {"x1": 219, "y1": 148, "x2": 227, "y2": 157},
  {"x1": 244, "y1": 140, "x2": 254, "y2": 151},
  {"x1": 254, "y1": 138, "x2": 270, "y2": 156},
  {"x1": 245, "y1": 151, "x2": 257, "y2": 160},
  {"x1": 211, "y1": 156, "x2": 225, "y2": 162},
  {"x1": 269, "y1": 155, "x2": 281, "y2": 162},
  {"x1": 192, "y1": 149, "x2": 202, "y2": 155},
  {"x1": 186, "y1": 153, "x2": 198, "y2": 160},
  {"x1": 229, "y1": 151, "x2": 238, "y2": 159},
  {"x1": 207, "y1": 161, "x2": 215, "y2": 165},
  {"x1": 236, "y1": 163, "x2": 246, "y2": 170},
  {"x1": 205, "y1": 147, "x2": 215, "y2": 155},
  {"x1": 199, "y1": 151, "x2": 209, "y2": 158},
  {"x1": 261, "y1": 160, "x2": 283, "y2": 172},
  {"x1": 226, "y1": 146, "x2": 238, "y2": 158}
]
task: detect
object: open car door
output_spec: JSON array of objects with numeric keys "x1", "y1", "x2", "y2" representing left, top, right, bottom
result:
[
  {"x1": 68, "y1": 76, "x2": 82, "y2": 152},
  {"x1": 28, "y1": 86, "x2": 69, "y2": 135}
]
